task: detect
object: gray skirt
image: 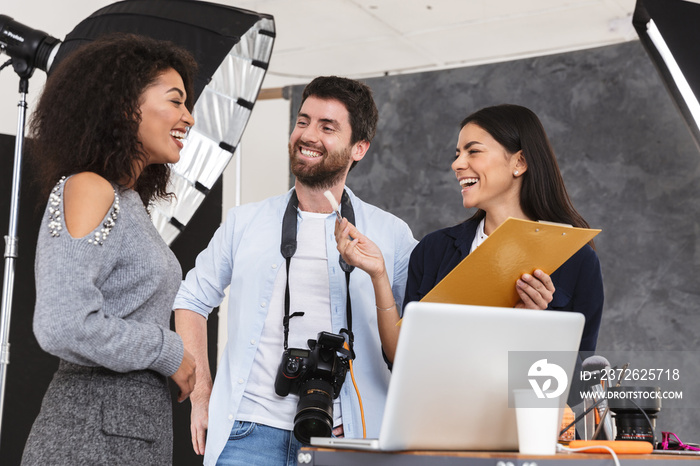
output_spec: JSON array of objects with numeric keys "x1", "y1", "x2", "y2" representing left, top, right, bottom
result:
[{"x1": 21, "y1": 360, "x2": 173, "y2": 466}]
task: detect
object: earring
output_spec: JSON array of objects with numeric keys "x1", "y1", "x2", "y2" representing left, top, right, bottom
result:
[{"x1": 514, "y1": 170, "x2": 519, "y2": 176}]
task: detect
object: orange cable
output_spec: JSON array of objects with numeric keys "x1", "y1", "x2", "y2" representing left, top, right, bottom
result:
[{"x1": 345, "y1": 342, "x2": 366, "y2": 438}]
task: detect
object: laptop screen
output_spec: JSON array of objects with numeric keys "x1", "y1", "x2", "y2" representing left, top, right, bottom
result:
[{"x1": 377, "y1": 302, "x2": 584, "y2": 451}]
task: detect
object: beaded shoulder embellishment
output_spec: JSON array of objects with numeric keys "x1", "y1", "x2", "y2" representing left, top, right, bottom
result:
[
  {"x1": 47, "y1": 177, "x2": 66, "y2": 237},
  {"x1": 47, "y1": 176, "x2": 121, "y2": 246},
  {"x1": 88, "y1": 194, "x2": 120, "y2": 246}
]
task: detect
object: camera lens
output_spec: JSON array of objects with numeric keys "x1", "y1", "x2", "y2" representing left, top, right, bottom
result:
[
  {"x1": 608, "y1": 386, "x2": 661, "y2": 444},
  {"x1": 293, "y1": 378, "x2": 334, "y2": 444}
]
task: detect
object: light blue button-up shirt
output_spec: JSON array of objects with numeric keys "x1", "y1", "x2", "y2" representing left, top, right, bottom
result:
[{"x1": 174, "y1": 187, "x2": 416, "y2": 465}]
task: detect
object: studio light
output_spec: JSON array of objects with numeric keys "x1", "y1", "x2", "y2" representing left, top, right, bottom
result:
[
  {"x1": 633, "y1": 0, "x2": 700, "y2": 151},
  {"x1": 0, "y1": 15, "x2": 61, "y2": 79}
]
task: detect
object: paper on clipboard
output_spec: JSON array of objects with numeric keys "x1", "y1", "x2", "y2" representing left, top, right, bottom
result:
[{"x1": 420, "y1": 217, "x2": 601, "y2": 308}]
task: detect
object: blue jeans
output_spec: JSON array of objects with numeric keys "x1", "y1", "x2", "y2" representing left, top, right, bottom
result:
[{"x1": 216, "y1": 421, "x2": 302, "y2": 466}]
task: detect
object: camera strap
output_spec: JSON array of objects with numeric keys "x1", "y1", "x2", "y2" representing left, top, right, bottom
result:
[{"x1": 281, "y1": 190, "x2": 356, "y2": 358}]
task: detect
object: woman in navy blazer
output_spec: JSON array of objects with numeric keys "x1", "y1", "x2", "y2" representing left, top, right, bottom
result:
[{"x1": 335, "y1": 104, "x2": 603, "y2": 361}]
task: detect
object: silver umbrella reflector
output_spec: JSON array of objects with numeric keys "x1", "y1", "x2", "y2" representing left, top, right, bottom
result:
[{"x1": 152, "y1": 16, "x2": 275, "y2": 244}]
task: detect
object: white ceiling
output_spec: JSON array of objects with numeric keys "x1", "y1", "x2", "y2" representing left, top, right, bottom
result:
[
  {"x1": 237, "y1": 0, "x2": 639, "y2": 87},
  {"x1": 1, "y1": 0, "x2": 641, "y2": 134}
]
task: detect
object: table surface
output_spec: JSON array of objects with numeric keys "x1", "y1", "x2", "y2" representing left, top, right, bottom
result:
[{"x1": 300, "y1": 447, "x2": 700, "y2": 465}]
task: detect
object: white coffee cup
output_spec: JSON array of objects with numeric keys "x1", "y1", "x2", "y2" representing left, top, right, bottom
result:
[{"x1": 513, "y1": 388, "x2": 561, "y2": 455}]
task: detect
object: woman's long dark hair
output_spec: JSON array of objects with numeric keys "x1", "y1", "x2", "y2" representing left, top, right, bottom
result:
[
  {"x1": 29, "y1": 33, "x2": 197, "y2": 206},
  {"x1": 461, "y1": 104, "x2": 594, "y2": 247}
]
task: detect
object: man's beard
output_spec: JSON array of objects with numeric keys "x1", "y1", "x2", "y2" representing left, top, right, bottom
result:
[{"x1": 288, "y1": 142, "x2": 351, "y2": 190}]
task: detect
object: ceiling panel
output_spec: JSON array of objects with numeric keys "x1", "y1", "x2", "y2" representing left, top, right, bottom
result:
[
  {"x1": 352, "y1": 0, "x2": 606, "y2": 34},
  {"x1": 231, "y1": 0, "x2": 640, "y2": 86},
  {"x1": 240, "y1": 0, "x2": 394, "y2": 53},
  {"x1": 412, "y1": 2, "x2": 637, "y2": 67},
  {"x1": 269, "y1": 36, "x2": 431, "y2": 78}
]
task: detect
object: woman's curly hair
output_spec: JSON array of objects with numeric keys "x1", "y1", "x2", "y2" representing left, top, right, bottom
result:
[{"x1": 28, "y1": 33, "x2": 197, "y2": 206}]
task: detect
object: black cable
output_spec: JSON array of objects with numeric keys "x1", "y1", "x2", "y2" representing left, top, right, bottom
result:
[
  {"x1": 0, "y1": 58, "x2": 13, "y2": 72},
  {"x1": 627, "y1": 398, "x2": 656, "y2": 445},
  {"x1": 559, "y1": 397, "x2": 605, "y2": 437}
]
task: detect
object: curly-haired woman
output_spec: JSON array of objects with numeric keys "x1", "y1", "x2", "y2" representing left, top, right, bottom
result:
[{"x1": 21, "y1": 33, "x2": 197, "y2": 465}]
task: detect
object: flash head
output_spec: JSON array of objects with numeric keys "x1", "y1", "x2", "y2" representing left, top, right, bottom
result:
[{"x1": 0, "y1": 15, "x2": 61, "y2": 78}]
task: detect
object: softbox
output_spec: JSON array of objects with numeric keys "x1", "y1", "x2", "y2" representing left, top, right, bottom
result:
[
  {"x1": 633, "y1": 0, "x2": 700, "y2": 152},
  {"x1": 52, "y1": 0, "x2": 275, "y2": 244}
]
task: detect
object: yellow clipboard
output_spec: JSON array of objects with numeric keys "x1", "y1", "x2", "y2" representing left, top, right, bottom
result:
[{"x1": 420, "y1": 217, "x2": 601, "y2": 308}]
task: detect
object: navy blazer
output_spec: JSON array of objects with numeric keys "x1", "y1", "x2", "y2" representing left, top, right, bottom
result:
[{"x1": 403, "y1": 219, "x2": 604, "y2": 352}]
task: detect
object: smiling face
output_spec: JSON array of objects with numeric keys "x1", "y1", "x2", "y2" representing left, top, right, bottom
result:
[
  {"x1": 452, "y1": 122, "x2": 526, "y2": 216},
  {"x1": 136, "y1": 68, "x2": 194, "y2": 167},
  {"x1": 288, "y1": 96, "x2": 368, "y2": 190}
]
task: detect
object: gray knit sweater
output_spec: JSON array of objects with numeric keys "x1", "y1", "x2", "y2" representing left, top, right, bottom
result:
[{"x1": 33, "y1": 177, "x2": 184, "y2": 376}]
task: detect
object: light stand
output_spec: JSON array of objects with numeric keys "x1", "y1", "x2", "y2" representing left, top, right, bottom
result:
[
  {"x1": 0, "y1": 14, "x2": 61, "y2": 440},
  {"x1": 0, "y1": 76, "x2": 29, "y2": 440}
]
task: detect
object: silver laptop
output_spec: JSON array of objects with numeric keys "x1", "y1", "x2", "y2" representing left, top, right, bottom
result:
[{"x1": 311, "y1": 301, "x2": 584, "y2": 451}]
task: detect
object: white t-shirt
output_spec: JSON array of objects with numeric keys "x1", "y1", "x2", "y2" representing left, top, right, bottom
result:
[{"x1": 237, "y1": 211, "x2": 342, "y2": 430}]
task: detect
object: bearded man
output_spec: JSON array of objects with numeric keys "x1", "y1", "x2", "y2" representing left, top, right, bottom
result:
[{"x1": 174, "y1": 76, "x2": 417, "y2": 466}]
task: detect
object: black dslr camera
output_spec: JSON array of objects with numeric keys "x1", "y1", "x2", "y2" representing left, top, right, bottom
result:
[{"x1": 274, "y1": 331, "x2": 351, "y2": 444}]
